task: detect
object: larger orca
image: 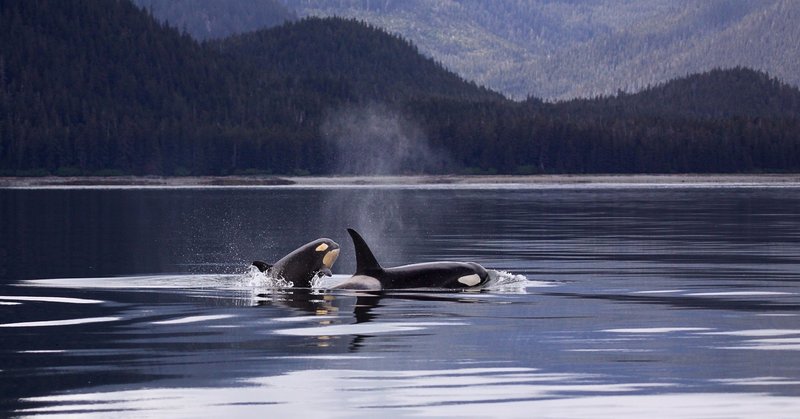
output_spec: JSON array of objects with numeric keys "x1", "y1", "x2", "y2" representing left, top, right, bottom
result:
[
  {"x1": 252, "y1": 238, "x2": 340, "y2": 288},
  {"x1": 334, "y1": 228, "x2": 490, "y2": 290}
]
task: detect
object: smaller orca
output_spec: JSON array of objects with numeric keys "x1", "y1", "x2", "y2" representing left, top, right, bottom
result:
[
  {"x1": 253, "y1": 238, "x2": 340, "y2": 288},
  {"x1": 334, "y1": 228, "x2": 490, "y2": 291}
]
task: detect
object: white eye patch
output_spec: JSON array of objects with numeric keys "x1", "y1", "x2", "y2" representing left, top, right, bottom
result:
[
  {"x1": 323, "y1": 248, "x2": 339, "y2": 268},
  {"x1": 458, "y1": 274, "x2": 481, "y2": 287},
  {"x1": 315, "y1": 243, "x2": 329, "y2": 252}
]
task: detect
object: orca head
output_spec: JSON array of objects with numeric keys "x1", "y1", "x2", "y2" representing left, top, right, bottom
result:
[
  {"x1": 253, "y1": 237, "x2": 340, "y2": 281},
  {"x1": 309, "y1": 238, "x2": 340, "y2": 276}
]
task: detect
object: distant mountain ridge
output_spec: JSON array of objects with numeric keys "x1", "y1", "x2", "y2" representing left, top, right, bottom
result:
[
  {"x1": 212, "y1": 17, "x2": 501, "y2": 102},
  {"x1": 132, "y1": 0, "x2": 296, "y2": 40},
  {"x1": 2, "y1": 0, "x2": 799, "y2": 177},
  {"x1": 552, "y1": 67, "x2": 800, "y2": 119},
  {"x1": 0, "y1": 1, "x2": 499, "y2": 176},
  {"x1": 283, "y1": 0, "x2": 800, "y2": 100}
]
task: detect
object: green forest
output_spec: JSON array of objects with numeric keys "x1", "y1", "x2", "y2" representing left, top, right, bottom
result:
[
  {"x1": 1, "y1": 0, "x2": 799, "y2": 176},
  {"x1": 283, "y1": 0, "x2": 800, "y2": 100}
]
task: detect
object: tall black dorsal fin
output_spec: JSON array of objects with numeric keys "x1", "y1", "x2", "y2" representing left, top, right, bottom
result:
[{"x1": 347, "y1": 228, "x2": 382, "y2": 274}]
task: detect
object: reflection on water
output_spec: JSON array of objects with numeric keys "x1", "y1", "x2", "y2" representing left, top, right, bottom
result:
[
  {"x1": 12, "y1": 362, "x2": 800, "y2": 418},
  {"x1": 2, "y1": 186, "x2": 800, "y2": 417}
]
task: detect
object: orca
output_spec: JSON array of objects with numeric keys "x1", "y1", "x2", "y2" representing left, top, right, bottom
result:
[
  {"x1": 334, "y1": 228, "x2": 490, "y2": 290},
  {"x1": 253, "y1": 238, "x2": 340, "y2": 288}
]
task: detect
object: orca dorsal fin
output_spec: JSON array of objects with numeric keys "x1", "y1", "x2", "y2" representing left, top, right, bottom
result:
[
  {"x1": 252, "y1": 260, "x2": 272, "y2": 273},
  {"x1": 347, "y1": 228, "x2": 382, "y2": 274}
]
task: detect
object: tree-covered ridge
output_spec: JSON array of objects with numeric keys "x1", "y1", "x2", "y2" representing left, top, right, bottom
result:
[
  {"x1": 552, "y1": 67, "x2": 800, "y2": 119},
  {"x1": 1, "y1": 0, "x2": 799, "y2": 177},
  {"x1": 131, "y1": 0, "x2": 296, "y2": 40},
  {"x1": 286, "y1": 0, "x2": 800, "y2": 100},
  {"x1": 0, "y1": 0, "x2": 496, "y2": 176},
  {"x1": 213, "y1": 17, "x2": 502, "y2": 102},
  {"x1": 0, "y1": 0, "x2": 320, "y2": 176}
]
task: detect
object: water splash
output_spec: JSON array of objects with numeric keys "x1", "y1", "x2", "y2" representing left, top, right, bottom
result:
[
  {"x1": 487, "y1": 270, "x2": 528, "y2": 285},
  {"x1": 482, "y1": 270, "x2": 539, "y2": 293},
  {"x1": 310, "y1": 274, "x2": 341, "y2": 289},
  {"x1": 240, "y1": 265, "x2": 294, "y2": 289},
  {"x1": 241, "y1": 267, "x2": 535, "y2": 293}
]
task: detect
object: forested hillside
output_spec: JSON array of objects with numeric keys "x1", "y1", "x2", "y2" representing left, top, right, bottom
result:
[
  {"x1": 1, "y1": 0, "x2": 799, "y2": 176},
  {"x1": 213, "y1": 18, "x2": 501, "y2": 102},
  {"x1": 552, "y1": 68, "x2": 800, "y2": 119},
  {"x1": 132, "y1": 0, "x2": 296, "y2": 40},
  {"x1": 1, "y1": 0, "x2": 314, "y2": 175},
  {"x1": 0, "y1": 0, "x2": 495, "y2": 176},
  {"x1": 286, "y1": 0, "x2": 800, "y2": 100}
]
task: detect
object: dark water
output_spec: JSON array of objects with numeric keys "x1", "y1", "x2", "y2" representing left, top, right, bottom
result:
[{"x1": 2, "y1": 184, "x2": 800, "y2": 417}]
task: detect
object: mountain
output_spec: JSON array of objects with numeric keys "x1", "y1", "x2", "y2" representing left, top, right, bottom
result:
[
  {"x1": 284, "y1": 0, "x2": 800, "y2": 100},
  {"x1": 552, "y1": 67, "x2": 800, "y2": 119},
  {"x1": 131, "y1": 0, "x2": 296, "y2": 40},
  {"x1": 1, "y1": 0, "x2": 799, "y2": 177},
  {"x1": 529, "y1": 67, "x2": 800, "y2": 173},
  {"x1": 0, "y1": 0, "x2": 256, "y2": 175},
  {"x1": 423, "y1": 68, "x2": 800, "y2": 175},
  {"x1": 0, "y1": 0, "x2": 498, "y2": 176},
  {"x1": 0, "y1": 0, "x2": 341, "y2": 176},
  {"x1": 212, "y1": 17, "x2": 502, "y2": 102}
]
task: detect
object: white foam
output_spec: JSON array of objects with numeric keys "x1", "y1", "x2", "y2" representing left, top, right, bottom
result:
[
  {"x1": 486, "y1": 270, "x2": 530, "y2": 286},
  {"x1": 523, "y1": 280, "x2": 557, "y2": 288},
  {"x1": 481, "y1": 270, "x2": 549, "y2": 293},
  {"x1": 241, "y1": 266, "x2": 295, "y2": 288},
  {"x1": 0, "y1": 316, "x2": 120, "y2": 328}
]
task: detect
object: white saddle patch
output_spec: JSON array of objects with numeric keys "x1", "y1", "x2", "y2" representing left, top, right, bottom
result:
[
  {"x1": 334, "y1": 275, "x2": 382, "y2": 291},
  {"x1": 458, "y1": 274, "x2": 481, "y2": 287}
]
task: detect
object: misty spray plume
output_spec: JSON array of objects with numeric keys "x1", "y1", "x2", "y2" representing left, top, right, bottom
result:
[
  {"x1": 321, "y1": 103, "x2": 450, "y2": 265},
  {"x1": 322, "y1": 103, "x2": 448, "y2": 175}
]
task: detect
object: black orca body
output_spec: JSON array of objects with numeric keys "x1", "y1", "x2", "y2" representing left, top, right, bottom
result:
[
  {"x1": 334, "y1": 229, "x2": 490, "y2": 291},
  {"x1": 252, "y1": 238, "x2": 340, "y2": 288}
]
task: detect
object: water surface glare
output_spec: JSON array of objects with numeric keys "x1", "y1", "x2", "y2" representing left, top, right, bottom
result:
[{"x1": 1, "y1": 185, "x2": 800, "y2": 417}]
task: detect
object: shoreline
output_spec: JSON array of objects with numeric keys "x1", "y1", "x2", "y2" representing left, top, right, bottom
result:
[{"x1": 2, "y1": 174, "x2": 800, "y2": 189}]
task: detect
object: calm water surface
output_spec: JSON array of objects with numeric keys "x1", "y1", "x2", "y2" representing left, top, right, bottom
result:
[{"x1": 1, "y1": 184, "x2": 800, "y2": 417}]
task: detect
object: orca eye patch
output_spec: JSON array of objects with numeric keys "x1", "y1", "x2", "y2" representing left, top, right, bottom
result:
[{"x1": 315, "y1": 243, "x2": 329, "y2": 252}]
